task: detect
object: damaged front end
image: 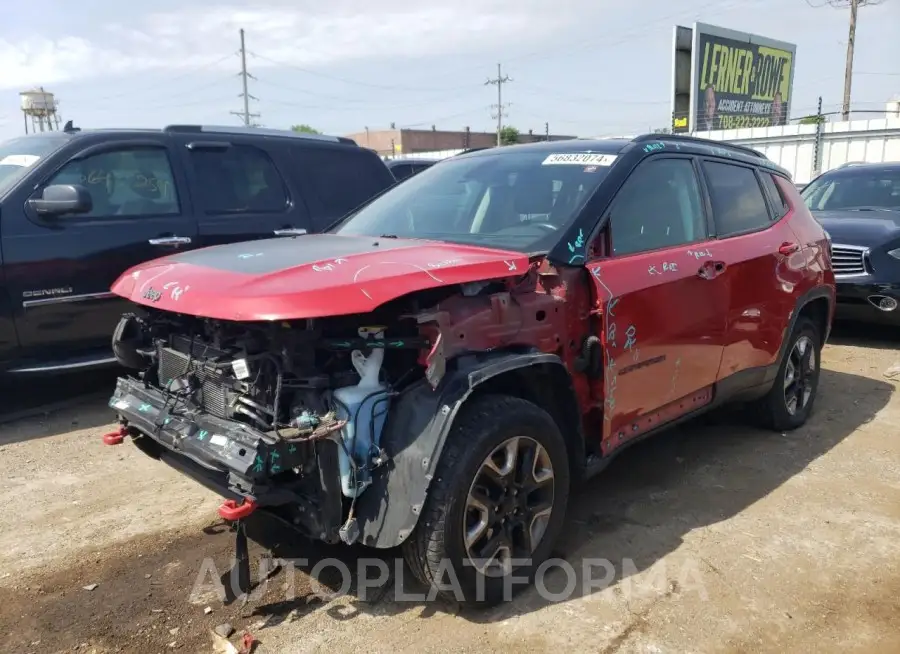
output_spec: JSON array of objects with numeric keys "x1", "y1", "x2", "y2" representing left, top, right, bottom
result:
[{"x1": 107, "y1": 305, "x2": 433, "y2": 548}]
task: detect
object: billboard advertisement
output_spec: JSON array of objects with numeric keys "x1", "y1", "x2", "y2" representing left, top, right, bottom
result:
[{"x1": 671, "y1": 23, "x2": 796, "y2": 133}]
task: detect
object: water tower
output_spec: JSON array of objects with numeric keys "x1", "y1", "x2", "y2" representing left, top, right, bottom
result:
[{"x1": 20, "y1": 87, "x2": 60, "y2": 133}]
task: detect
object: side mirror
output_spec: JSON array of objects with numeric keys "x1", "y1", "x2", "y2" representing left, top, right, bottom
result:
[{"x1": 28, "y1": 184, "x2": 92, "y2": 217}]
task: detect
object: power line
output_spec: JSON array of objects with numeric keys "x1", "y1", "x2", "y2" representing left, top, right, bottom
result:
[
  {"x1": 806, "y1": 0, "x2": 887, "y2": 120},
  {"x1": 399, "y1": 107, "x2": 491, "y2": 129},
  {"x1": 230, "y1": 29, "x2": 260, "y2": 127},
  {"x1": 249, "y1": 51, "x2": 480, "y2": 93},
  {"x1": 486, "y1": 63, "x2": 512, "y2": 146}
]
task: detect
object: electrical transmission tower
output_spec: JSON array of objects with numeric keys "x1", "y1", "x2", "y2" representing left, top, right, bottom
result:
[
  {"x1": 486, "y1": 63, "x2": 512, "y2": 146},
  {"x1": 230, "y1": 28, "x2": 260, "y2": 127},
  {"x1": 809, "y1": 0, "x2": 886, "y2": 120}
]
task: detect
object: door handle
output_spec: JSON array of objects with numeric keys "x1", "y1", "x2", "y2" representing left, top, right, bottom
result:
[
  {"x1": 148, "y1": 236, "x2": 192, "y2": 246},
  {"x1": 778, "y1": 242, "x2": 800, "y2": 255},
  {"x1": 273, "y1": 228, "x2": 308, "y2": 236}
]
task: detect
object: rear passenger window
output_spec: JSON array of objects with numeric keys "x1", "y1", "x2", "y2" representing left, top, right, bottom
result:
[
  {"x1": 703, "y1": 162, "x2": 771, "y2": 236},
  {"x1": 189, "y1": 145, "x2": 288, "y2": 214},
  {"x1": 609, "y1": 158, "x2": 707, "y2": 256},
  {"x1": 295, "y1": 147, "x2": 392, "y2": 230},
  {"x1": 760, "y1": 172, "x2": 789, "y2": 220}
]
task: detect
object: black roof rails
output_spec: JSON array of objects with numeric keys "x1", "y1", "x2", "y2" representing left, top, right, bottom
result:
[
  {"x1": 632, "y1": 133, "x2": 765, "y2": 159},
  {"x1": 162, "y1": 124, "x2": 355, "y2": 144},
  {"x1": 455, "y1": 147, "x2": 494, "y2": 156}
]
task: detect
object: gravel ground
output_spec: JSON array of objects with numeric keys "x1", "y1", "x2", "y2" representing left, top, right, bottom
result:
[{"x1": 1, "y1": 324, "x2": 898, "y2": 654}]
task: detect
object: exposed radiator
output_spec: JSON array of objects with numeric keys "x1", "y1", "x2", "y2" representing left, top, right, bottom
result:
[{"x1": 158, "y1": 346, "x2": 229, "y2": 418}]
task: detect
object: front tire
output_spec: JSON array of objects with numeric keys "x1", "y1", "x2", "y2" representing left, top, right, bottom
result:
[
  {"x1": 402, "y1": 394, "x2": 571, "y2": 607},
  {"x1": 756, "y1": 317, "x2": 822, "y2": 431}
]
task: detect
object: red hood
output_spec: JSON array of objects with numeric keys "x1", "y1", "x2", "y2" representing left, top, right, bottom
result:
[{"x1": 111, "y1": 234, "x2": 530, "y2": 321}]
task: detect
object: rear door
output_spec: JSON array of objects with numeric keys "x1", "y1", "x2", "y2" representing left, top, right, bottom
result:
[
  {"x1": 177, "y1": 136, "x2": 311, "y2": 246},
  {"x1": 3, "y1": 135, "x2": 198, "y2": 363},
  {"x1": 697, "y1": 160, "x2": 802, "y2": 381},
  {"x1": 586, "y1": 155, "x2": 728, "y2": 451},
  {"x1": 291, "y1": 145, "x2": 396, "y2": 233}
]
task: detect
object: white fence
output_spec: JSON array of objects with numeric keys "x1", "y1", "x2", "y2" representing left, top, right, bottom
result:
[
  {"x1": 383, "y1": 149, "x2": 464, "y2": 161},
  {"x1": 396, "y1": 118, "x2": 900, "y2": 184},
  {"x1": 698, "y1": 118, "x2": 900, "y2": 183}
]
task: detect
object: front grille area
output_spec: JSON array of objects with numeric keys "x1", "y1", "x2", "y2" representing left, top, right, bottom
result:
[
  {"x1": 831, "y1": 244, "x2": 869, "y2": 278},
  {"x1": 158, "y1": 346, "x2": 229, "y2": 418}
]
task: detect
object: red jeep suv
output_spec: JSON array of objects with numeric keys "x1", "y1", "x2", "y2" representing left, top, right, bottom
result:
[{"x1": 106, "y1": 134, "x2": 835, "y2": 606}]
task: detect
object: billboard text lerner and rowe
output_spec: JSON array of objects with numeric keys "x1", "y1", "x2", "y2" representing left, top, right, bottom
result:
[{"x1": 695, "y1": 32, "x2": 794, "y2": 131}]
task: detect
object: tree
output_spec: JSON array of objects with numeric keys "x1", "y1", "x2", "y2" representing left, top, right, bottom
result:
[
  {"x1": 651, "y1": 127, "x2": 672, "y2": 134},
  {"x1": 499, "y1": 126, "x2": 519, "y2": 146},
  {"x1": 291, "y1": 124, "x2": 321, "y2": 134},
  {"x1": 798, "y1": 115, "x2": 826, "y2": 125}
]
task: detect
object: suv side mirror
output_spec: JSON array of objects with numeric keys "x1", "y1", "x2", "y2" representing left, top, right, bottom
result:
[{"x1": 28, "y1": 184, "x2": 92, "y2": 217}]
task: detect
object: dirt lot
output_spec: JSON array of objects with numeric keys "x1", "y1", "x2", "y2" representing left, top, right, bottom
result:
[{"x1": 1, "y1": 326, "x2": 899, "y2": 654}]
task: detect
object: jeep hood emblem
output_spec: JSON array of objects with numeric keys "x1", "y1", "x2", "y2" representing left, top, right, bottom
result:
[{"x1": 143, "y1": 287, "x2": 162, "y2": 302}]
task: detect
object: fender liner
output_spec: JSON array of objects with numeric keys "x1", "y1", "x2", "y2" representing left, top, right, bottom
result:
[{"x1": 355, "y1": 350, "x2": 576, "y2": 549}]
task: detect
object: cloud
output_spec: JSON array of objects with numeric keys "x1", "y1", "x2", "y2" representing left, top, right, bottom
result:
[{"x1": 0, "y1": 1, "x2": 568, "y2": 90}]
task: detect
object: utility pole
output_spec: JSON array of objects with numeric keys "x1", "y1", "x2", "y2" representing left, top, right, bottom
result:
[
  {"x1": 545, "y1": 122, "x2": 549, "y2": 141},
  {"x1": 810, "y1": 0, "x2": 883, "y2": 121},
  {"x1": 841, "y1": 0, "x2": 859, "y2": 121},
  {"x1": 230, "y1": 29, "x2": 260, "y2": 126},
  {"x1": 486, "y1": 63, "x2": 512, "y2": 146}
]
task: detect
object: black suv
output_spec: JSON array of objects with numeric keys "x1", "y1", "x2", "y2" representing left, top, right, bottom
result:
[
  {"x1": 0, "y1": 124, "x2": 395, "y2": 374},
  {"x1": 802, "y1": 161, "x2": 900, "y2": 324}
]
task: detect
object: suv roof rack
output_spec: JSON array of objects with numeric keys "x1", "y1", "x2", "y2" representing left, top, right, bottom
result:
[
  {"x1": 163, "y1": 124, "x2": 356, "y2": 145},
  {"x1": 632, "y1": 133, "x2": 766, "y2": 159}
]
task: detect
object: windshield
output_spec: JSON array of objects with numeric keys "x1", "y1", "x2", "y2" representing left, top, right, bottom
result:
[
  {"x1": 333, "y1": 149, "x2": 615, "y2": 252},
  {"x1": 801, "y1": 167, "x2": 900, "y2": 212},
  {"x1": 0, "y1": 134, "x2": 71, "y2": 197}
]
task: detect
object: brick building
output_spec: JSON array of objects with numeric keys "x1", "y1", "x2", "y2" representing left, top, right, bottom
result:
[{"x1": 343, "y1": 127, "x2": 577, "y2": 156}]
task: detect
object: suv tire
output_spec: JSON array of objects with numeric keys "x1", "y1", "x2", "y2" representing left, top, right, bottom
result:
[
  {"x1": 402, "y1": 394, "x2": 570, "y2": 607},
  {"x1": 755, "y1": 316, "x2": 822, "y2": 431}
]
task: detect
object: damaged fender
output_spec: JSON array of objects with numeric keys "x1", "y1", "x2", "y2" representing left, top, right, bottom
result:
[{"x1": 354, "y1": 349, "x2": 581, "y2": 548}]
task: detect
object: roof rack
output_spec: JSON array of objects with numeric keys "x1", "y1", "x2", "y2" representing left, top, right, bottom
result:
[
  {"x1": 163, "y1": 124, "x2": 355, "y2": 144},
  {"x1": 632, "y1": 133, "x2": 765, "y2": 159},
  {"x1": 454, "y1": 147, "x2": 494, "y2": 156}
]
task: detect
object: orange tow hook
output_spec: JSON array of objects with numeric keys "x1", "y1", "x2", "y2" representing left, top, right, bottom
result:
[{"x1": 102, "y1": 425, "x2": 127, "y2": 446}]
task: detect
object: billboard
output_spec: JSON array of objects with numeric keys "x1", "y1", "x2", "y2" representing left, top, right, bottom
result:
[{"x1": 670, "y1": 23, "x2": 796, "y2": 133}]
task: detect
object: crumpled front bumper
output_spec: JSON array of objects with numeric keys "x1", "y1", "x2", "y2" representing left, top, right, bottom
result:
[
  {"x1": 109, "y1": 376, "x2": 268, "y2": 485},
  {"x1": 108, "y1": 377, "x2": 344, "y2": 545}
]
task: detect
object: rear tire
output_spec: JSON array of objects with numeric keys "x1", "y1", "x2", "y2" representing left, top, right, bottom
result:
[
  {"x1": 755, "y1": 317, "x2": 822, "y2": 431},
  {"x1": 402, "y1": 394, "x2": 570, "y2": 607}
]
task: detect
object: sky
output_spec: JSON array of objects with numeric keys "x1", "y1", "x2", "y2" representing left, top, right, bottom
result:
[{"x1": 0, "y1": 0, "x2": 898, "y2": 141}]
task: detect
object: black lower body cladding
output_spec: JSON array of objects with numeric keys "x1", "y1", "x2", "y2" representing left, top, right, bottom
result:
[{"x1": 109, "y1": 376, "x2": 344, "y2": 543}]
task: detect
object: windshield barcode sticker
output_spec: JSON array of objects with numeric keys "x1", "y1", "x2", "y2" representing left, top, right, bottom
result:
[{"x1": 542, "y1": 153, "x2": 618, "y2": 166}]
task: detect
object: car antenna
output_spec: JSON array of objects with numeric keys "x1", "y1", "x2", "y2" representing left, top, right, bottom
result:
[{"x1": 63, "y1": 120, "x2": 81, "y2": 133}]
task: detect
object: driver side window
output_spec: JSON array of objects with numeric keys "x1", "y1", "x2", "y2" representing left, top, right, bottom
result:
[
  {"x1": 609, "y1": 157, "x2": 707, "y2": 256},
  {"x1": 45, "y1": 147, "x2": 180, "y2": 218}
]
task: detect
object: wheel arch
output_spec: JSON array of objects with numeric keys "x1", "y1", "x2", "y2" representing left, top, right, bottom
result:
[
  {"x1": 354, "y1": 349, "x2": 584, "y2": 549},
  {"x1": 781, "y1": 286, "x2": 834, "y2": 362}
]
